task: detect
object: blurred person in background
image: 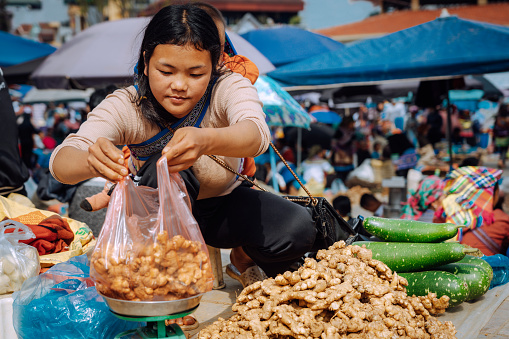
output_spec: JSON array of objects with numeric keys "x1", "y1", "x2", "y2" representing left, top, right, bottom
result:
[
  {"x1": 330, "y1": 116, "x2": 355, "y2": 182},
  {"x1": 301, "y1": 145, "x2": 335, "y2": 196},
  {"x1": 426, "y1": 106, "x2": 443, "y2": 149},
  {"x1": 0, "y1": 69, "x2": 29, "y2": 196},
  {"x1": 17, "y1": 106, "x2": 38, "y2": 170},
  {"x1": 360, "y1": 193, "x2": 384, "y2": 217},
  {"x1": 493, "y1": 113, "x2": 509, "y2": 169},
  {"x1": 333, "y1": 195, "x2": 352, "y2": 221},
  {"x1": 434, "y1": 166, "x2": 509, "y2": 256}
]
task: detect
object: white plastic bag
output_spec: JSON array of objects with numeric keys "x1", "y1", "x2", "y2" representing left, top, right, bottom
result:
[
  {"x1": 346, "y1": 159, "x2": 375, "y2": 185},
  {"x1": 0, "y1": 220, "x2": 40, "y2": 294}
]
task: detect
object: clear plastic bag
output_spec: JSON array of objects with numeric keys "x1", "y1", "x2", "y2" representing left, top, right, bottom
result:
[
  {"x1": 12, "y1": 254, "x2": 140, "y2": 339},
  {"x1": 90, "y1": 157, "x2": 213, "y2": 301},
  {"x1": 0, "y1": 220, "x2": 40, "y2": 294}
]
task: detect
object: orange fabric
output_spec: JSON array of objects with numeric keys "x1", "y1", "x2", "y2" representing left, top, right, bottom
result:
[
  {"x1": 11, "y1": 215, "x2": 75, "y2": 256},
  {"x1": 222, "y1": 53, "x2": 258, "y2": 178},
  {"x1": 12, "y1": 210, "x2": 48, "y2": 225},
  {"x1": 241, "y1": 157, "x2": 256, "y2": 177},
  {"x1": 223, "y1": 53, "x2": 259, "y2": 85}
]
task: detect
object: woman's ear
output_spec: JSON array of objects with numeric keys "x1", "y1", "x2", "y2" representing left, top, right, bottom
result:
[{"x1": 143, "y1": 52, "x2": 148, "y2": 76}]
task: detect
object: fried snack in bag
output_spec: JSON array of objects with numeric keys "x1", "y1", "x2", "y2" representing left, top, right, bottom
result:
[{"x1": 90, "y1": 157, "x2": 213, "y2": 301}]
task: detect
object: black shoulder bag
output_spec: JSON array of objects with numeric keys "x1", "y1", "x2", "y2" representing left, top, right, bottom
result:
[{"x1": 208, "y1": 143, "x2": 359, "y2": 254}]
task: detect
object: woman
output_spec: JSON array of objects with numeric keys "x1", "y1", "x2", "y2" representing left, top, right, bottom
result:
[
  {"x1": 50, "y1": 4, "x2": 315, "y2": 285},
  {"x1": 433, "y1": 166, "x2": 509, "y2": 256}
]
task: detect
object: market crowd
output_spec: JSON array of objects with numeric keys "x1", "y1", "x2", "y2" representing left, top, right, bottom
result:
[
  {"x1": 254, "y1": 98, "x2": 509, "y2": 258},
  {"x1": 7, "y1": 82, "x2": 509, "y2": 259}
]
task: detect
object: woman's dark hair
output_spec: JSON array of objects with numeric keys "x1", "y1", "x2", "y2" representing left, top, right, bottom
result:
[{"x1": 134, "y1": 3, "x2": 223, "y2": 126}]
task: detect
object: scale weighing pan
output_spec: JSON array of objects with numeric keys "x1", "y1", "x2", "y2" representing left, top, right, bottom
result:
[{"x1": 100, "y1": 293, "x2": 203, "y2": 317}]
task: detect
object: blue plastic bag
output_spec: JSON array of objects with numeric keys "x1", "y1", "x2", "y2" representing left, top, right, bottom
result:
[
  {"x1": 482, "y1": 254, "x2": 509, "y2": 289},
  {"x1": 12, "y1": 254, "x2": 141, "y2": 339}
]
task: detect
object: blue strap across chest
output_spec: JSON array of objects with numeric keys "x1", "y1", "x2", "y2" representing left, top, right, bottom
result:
[{"x1": 127, "y1": 80, "x2": 215, "y2": 161}]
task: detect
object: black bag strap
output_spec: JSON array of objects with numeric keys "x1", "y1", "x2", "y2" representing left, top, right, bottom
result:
[{"x1": 208, "y1": 142, "x2": 318, "y2": 205}]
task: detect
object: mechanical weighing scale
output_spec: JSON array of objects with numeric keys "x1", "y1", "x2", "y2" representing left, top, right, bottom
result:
[{"x1": 101, "y1": 293, "x2": 203, "y2": 339}]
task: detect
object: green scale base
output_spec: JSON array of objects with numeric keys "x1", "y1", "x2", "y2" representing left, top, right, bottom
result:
[{"x1": 112, "y1": 305, "x2": 198, "y2": 339}]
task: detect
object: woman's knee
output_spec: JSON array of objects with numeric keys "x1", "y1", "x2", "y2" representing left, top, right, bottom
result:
[{"x1": 279, "y1": 206, "x2": 316, "y2": 252}]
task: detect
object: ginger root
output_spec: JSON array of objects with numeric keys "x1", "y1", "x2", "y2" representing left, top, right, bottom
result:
[{"x1": 199, "y1": 241, "x2": 456, "y2": 339}]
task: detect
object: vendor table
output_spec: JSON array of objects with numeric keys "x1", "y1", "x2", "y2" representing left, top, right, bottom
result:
[{"x1": 439, "y1": 283, "x2": 509, "y2": 338}]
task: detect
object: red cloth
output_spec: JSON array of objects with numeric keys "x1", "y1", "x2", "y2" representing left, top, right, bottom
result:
[
  {"x1": 460, "y1": 209, "x2": 509, "y2": 256},
  {"x1": 11, "y1": 215, "x2": 75, "y2": 255},
  {"x1": 42, "y1": 136, "x2": 57, "y2": 150}
]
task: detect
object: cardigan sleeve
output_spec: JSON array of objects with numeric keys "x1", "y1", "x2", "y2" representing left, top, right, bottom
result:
[
  {"x1": 211, "y1": 72, "x2": 270, "y2": 157},
  {"x1": 49, "y1": 87, "x2": 140, "y2": 181}
]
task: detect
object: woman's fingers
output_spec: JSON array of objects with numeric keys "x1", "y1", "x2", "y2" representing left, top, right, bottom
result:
[{"x1": 88, "y1": 138, "x2": 127, "y2": 181}]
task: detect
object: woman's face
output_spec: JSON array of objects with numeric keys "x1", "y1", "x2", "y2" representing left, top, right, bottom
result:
[{"x1": 145, "y1": 43, "x2": 213, "y2": 119}]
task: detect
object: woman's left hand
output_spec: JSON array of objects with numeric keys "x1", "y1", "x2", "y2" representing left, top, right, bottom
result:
[{"x1": 162, "y1": 127, "x2": 209, "y2": 172}]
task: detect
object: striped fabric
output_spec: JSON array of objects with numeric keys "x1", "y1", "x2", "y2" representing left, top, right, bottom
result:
[
  {"x1": 401, "y1": 175, "x2": 444, "y2": 220},
  {"x1": 442, "y1": 166, "x2": 502, "y2": 239}
]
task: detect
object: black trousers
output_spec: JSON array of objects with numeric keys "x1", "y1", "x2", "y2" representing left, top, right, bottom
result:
[{"x1": 137, "y1": 154, "x2": 316, "y2": 277}]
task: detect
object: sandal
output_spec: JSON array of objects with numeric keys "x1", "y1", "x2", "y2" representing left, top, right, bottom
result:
[
  {"x1": 165, "y1": 314, "x2": 199, "y2": 331},
  {"x1": 226, "y1": 264, "x2": 268, "y2": 288}
]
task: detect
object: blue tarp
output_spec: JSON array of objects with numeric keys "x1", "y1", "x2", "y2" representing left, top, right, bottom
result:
[
  {"x1": 0, "y1": 31, "x2": 56, "y2": 67},
  {"x1": 268, "y1": 16, "x2": 509, "y2": 87},
  {"x1": 241, "y1": 26, "x2": 344, "y2": 68}
]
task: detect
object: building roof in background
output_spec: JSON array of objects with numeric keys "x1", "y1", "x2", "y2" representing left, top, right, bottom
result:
[
  {"x1": 139, "y1": 0, "x2": 304, "y2": 16},
  {"x1": 315, "y1": 3, "x2": 509, "y2": 42}
]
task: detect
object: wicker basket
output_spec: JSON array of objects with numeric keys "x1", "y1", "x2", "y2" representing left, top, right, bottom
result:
[{"x1": 371, "y1": 159, "x2": 395, "y2": 184}]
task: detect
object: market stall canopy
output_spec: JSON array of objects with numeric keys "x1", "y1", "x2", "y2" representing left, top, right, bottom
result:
[
  {"x1": 241, "y1": 26, "x2": 344, "y2": 68},
  {"x1": 268, "y1": 16, "x2": 509, "y2": 89},
  {"x1": 310, "y1": 111, "x2": 342, "y2": 125},
  {"x1": 2, "y1": 56, "x2": 48, "y2": 85},
  {"x1": 22, "y1": 88, "x2": 94, "y2": 104},
  {"x1": 254, "y1": 75, "x2": 311, "y2": 129},
  {"x1": 0, "y1": 31, "x2": 56, "y2": 68},
  {"x1": 31, "y1": 17, "x2": 275, "y2": 89}
]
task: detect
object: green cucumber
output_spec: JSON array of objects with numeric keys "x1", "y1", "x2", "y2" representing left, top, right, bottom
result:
[
  {"x1": 353, "y1": 241, "x2": 477, "y2": 273},
  {"x1": 399, "y1": 271, "x2": 469, "y2": 307},
  {"x1": 363, "y1": 216, "x2": 463, "y2": 242},
  {"x1": 456, "y1": 255, "x2": 493, "y2": 280},
  {"x1": 434, "y1": 263, "x2": 491, "y2": 301}
]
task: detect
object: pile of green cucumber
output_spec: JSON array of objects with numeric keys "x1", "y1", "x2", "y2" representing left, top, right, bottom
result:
[{"x1": 353, "y1": 216, "x2": 493, "y2": 307}]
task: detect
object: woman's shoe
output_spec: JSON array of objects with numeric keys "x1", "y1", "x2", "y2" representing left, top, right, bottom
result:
[{"x1": 225, "y1": 264, "x2": 267, "y2": 288}]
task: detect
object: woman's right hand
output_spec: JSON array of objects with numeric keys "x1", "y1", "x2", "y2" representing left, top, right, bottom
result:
[{"x1": 87, "y1": 137, "x2": 128, "y2": 182}]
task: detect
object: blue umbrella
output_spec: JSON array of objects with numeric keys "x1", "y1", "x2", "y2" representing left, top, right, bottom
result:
[
  {"x1": 269, "y1": 16, "x2": 509, "y2": 87},
  {"x1": 241, "y1": 26, "x2": 344, "y2": 68},
  {"x1": 310, "y1": 110, "x2": 342, "y2": 125},
  {"x1": 254, "y1": 75, "x2": 311, "y2": 129},
  {"x1": 0, "y1": 31, "x2": 56, "y2": 67},
  {"x1": 253, "y1": 75, "x2": 311, "y2": 193}
]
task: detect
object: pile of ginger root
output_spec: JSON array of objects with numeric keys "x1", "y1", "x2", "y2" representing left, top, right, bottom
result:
[
  {"x1": 199, "y1": 241, "x2": 456, "y2": 339},
  {"x1": 91, "y1": 231, "x2": 213, "y2": 301}
]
